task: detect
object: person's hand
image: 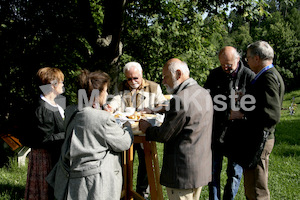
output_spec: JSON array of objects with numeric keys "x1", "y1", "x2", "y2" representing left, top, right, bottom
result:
[
  {"x1": 139, "y1": 119, "x2": 152, "y2": 133},
  {"x1": 141, "y1": 108, "x2": 153, "y2": 114},
  {"x1": 104, "y1": 104, "x2": 114, "y2": 113},
  {"x1": 229, "y1": 110, "x2": 244, "y2": 120},
  {"x1": 123, "y1": 121, "x2": 132, "y2": 128},
  {"x1": 153, "y1": 105, "x2": 166, "y2": 113},
  {"x1": 142, "y1": 106, "x2": 166, "y2": 114}
]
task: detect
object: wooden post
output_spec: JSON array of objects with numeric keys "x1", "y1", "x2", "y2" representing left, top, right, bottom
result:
[{"x1": 122, "y1": 135, "x2": 163, "y2": 200}]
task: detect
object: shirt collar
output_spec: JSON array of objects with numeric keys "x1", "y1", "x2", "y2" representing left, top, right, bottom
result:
[{"x1": 231, "y1": 63, "x2": 240, "y2": 77}]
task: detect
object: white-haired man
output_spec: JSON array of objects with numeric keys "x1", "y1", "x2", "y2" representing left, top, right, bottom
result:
[
  {"x1": 231, "y1": 41, "x2": 285, "y2": 200},
  {"x1": 107, "y1": 61, "x2": 166, "y2": 198},
  {"x1": 108, "y1": 61, "x2": 166, "y2": 113},
  {"x1": 139, "y1": 58, "x2": 213, "y2": 200}
]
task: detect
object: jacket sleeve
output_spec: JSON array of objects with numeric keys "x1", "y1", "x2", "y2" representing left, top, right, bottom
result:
[
  {"x1": 103, "y1": 115, "x2": 133, "y2": 152},
  {"x1": 108, "y1": 94, "x2": 122, "y2": 111},
  {"x1": 146, "y1": 96, "x2": 186, "y2": 143},
  {"x1": 262, "y1": 73, "x2": 282, "y2": 128}
]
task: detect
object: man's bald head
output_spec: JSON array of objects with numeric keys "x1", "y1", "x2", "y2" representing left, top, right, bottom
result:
[
  {"x1": 218, "y1": 46, "x2": 240, "y2": 74},
  {"x1": 162, "y1": 58, "x2": 190, "y2": 93}
]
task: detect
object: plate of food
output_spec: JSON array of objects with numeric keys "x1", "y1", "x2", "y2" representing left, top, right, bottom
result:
[{"x1": 114, "y1": 111, "x2": 160, "y2": 135}]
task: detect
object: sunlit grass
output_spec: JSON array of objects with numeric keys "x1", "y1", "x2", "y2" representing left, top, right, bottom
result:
[{"x1": 0, "y1": 157, "x2": 27, "y2": 200}]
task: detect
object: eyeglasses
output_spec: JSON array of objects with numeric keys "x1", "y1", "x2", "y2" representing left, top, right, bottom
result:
[
  {"x1": 127, "y1": 77, "x2": 139, "y2": 81},
  {"x1": 222, "y1": 64, "x2": 233, "y2": 68},
  {"x1": 245, "y1": 56, "x2": 252, "y2": 62}
]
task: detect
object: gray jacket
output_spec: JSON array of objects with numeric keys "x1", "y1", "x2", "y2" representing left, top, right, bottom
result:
[
  {"x1": 47, "y1": 105, "x2": 133, "y2": 200},
  {"x1": 146, "y1": 78, "x2": 213, "y2": 189}
]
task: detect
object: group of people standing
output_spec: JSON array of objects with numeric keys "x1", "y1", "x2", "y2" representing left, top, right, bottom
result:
[
  {"x1": 23, "y1": 40, "x2": 284, "y2": 200},
  {"x1": 205, "y1": 41, "x2": 284, "y2": 200}
]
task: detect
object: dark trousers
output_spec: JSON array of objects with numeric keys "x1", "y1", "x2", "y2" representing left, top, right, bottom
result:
[
  {"x1": 209, "y1": 150, "x2": 243, "y2": 200},
  {"x1": 133, "y1": 143, "x2": 149, "y2": 196}
]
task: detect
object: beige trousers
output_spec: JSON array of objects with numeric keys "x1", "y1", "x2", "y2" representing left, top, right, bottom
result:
[
  {"x1": 166, "y1": 186, "x2": 202, "y2": 200},
  {"x1": 243, "y1": 139, "x2": 275, "y2": 200}
]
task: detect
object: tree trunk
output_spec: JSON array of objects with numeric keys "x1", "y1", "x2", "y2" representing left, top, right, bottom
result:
[{"x1": 78, "y1": 0, "x2": 125, "y2": 90}]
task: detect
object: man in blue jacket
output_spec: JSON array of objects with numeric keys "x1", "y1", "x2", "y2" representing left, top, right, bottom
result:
[{"x1": 230, "y1": 41, "x2": 284, "y2": 200}]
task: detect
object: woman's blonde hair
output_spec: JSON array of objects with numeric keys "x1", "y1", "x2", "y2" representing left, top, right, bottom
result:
[{"x1": 36, "y1": 67, "x2": 64, "y2": 85}]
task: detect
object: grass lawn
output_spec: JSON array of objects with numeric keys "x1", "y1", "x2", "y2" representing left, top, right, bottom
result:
[
  {"x1": 0, "y1": 157, "x2": 27, "y2": 200},
  {"x1": 0, "y1": 89, "x2": 299, "y2": 199}
]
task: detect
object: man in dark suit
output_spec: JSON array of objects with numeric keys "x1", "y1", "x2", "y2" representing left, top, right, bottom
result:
[
  {"x1": 231, "y1": 41, "x2": 285, "y2": 200},
  {"x1": 139, "y1": 58, "x2": 213, "y2": 200},
  {"x1": 205, "y1": 46, "x2": 255, "y2": 200}
]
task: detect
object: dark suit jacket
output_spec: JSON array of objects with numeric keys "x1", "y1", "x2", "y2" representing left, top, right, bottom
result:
[
  {"x1": 245, "y1": 67, "x2": 285, "y2": 139},
  {"x1": 146, "y1": 78, "x2": 213, "y2": 189},
  {"x1": 204, "y1": 61, "x2": 255, "y2": 149},
  {"x1": 22, "y1": 98, "x2": 65, "y2": 163}
]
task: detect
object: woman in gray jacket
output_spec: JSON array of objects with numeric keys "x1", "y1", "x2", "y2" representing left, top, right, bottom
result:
[{"x1": 47, "y1": 69, "x2": 133, "y2": 200}]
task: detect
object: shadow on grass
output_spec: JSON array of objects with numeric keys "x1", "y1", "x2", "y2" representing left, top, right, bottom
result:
[
  {"x1": 273, "y1": 118, "x2": 300, "y2": 158},
  {"x1": 0, "y1": 184, "x2": 25, "y2": 200},
  {"x1": 275, "y1": 118, "x2": 300, "y2": 146},
  {"x1": 273, "y1": 143, "x2": 300, "y2": 158}
]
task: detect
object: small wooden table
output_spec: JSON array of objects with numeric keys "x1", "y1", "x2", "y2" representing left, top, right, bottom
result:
[{"x1": 121, "y1": 135, "x2": 163, "y2": 200}]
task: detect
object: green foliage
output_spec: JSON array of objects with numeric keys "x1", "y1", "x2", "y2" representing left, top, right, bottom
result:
[
  {"x1": 227, "y1": 24, "x2": 253, "y2": 53},
  {"x1": 254, "y1": 11, "x2": 300, "y2": 90},
  {"x1": 231, "y1": 0, "x2": 271, "y2": 20},
  {"x1": 204, "y1": 15, "x2": 229, "y2": 51},
  {"x1": 1, "y1": 0, "x2": 300, "y2": 130},
  {"x1": 121, "y1": 0, "x2": 218, "y2": 87},
  {"x1": 90, "y1": 0, "x2": 105, "y2": 33},
  {"x1": 287, "y1": 7, "x2": 300, "y2": 39},
  {"x1": 0, "y1": 0, "x2": 89, "y2": 128},
  {"x1": 228, "y1": 1, "x2": 300, "y2": 90}
]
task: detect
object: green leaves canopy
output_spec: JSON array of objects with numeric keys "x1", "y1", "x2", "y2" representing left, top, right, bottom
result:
[{"x1": 0, "y1": 0, "x2": 299, "y2": 129}]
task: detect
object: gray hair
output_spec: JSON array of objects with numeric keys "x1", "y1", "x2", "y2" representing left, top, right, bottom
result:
[
  {"x1": 247, "y1": 41, "x2": 274, "y2": 61},
  {"x1": 168, "y1": 60, "x2": 190, "y2": 77},
  {"x1": 123, "y1": 61, "x2": 143, "y2": 74}
]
